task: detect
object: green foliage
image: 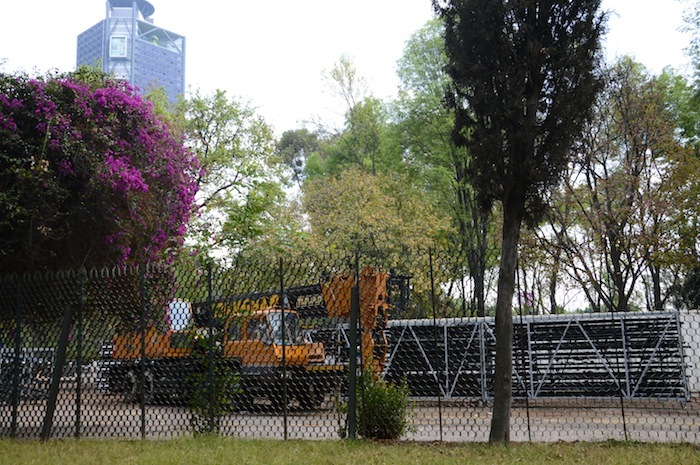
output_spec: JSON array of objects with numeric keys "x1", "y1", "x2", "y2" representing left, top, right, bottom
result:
[
  {"x1": 357, "y1": 375, "x2": 412, "y2": 440},
  {"x1": 394, "y1": 17, "x2": 495, "y2": 316},
  {"x1": 303, "y1": 167, "x2": 452, "y2": 253},
  {"x1": 276, "y1": 128, "x2": 320, "y2": 187},
  {"x1": 324, "y1": 55, "x2": 368, "y2": 112},
  {"x1": 657, "y1": 69, "x2": 700, "y2": 151},
  {"x1": 305, "y1": 99, "x2": 402, "y2": 178},
  {"x1": 332, "y1": 97, "x2": 384, "y2": 175},
  {"x1": 187, "y1": 337, "x2": 241, "y2": 435},
  {"x1": 673, "y1": 268, "x2": 700, "y2": 309},
  {"x1": 234, "y1": 197, "x2": 310, "y2": 260},
  {"x1": 311, "y1": 57, "x2": 406, "y2": 178},
  {"x1": 436, "y1": 0, "x2": 606, "y2": 221},
  {"x1": 182, "y1": 89, "x2": 284, "y2": 258},
  {"x1": 335, "y1": 374, "x2": 412, "y2": 440},
  {"x1": 300, "y1": 165, "x2": 455, "y2": 314}
]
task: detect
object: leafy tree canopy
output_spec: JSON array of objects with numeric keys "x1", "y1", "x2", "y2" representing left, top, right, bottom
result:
[
  {"x1": 182, "y1": 89, "x2": 283, "y2": 259},
  {"x1": 302, "y1": 166, "x2": 452, "y2": 257},
  {"x1": 276, "y1": 128, "x2": 320, "y2": 187},
  {"x1": 438, "y1": 0, "x2": 606, "y2": 222}
]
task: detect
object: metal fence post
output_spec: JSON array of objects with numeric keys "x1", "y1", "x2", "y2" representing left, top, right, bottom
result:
[
  {"x1": 479, "y1": 322, "x2": 487, "y2": 403},
  {"x1": 75, "y1": 270, "x2": 85, "y2": 438},
  {"x1": 206, "y1": 262, "x2": 216, "y2": 434},
  {"x1": 11, "y1": 277, "x2": 21, "y2": 439},
  {"x1": 516, "y1": 266, "x2": 532, "y2": 441},
  {"x1": 346, "y1": 261, "x2": 360, "y2": 439},
  {"x1": 611, "y1": 310, "x2": 628, "y2": 441},
  {"x1": 139, "y1": 269, "x2": 147, "y2": 439},
  {"x1": 429, "y1": 249, "x2": 444, "y2": 441},
  {"x1": 279, "y1": 258, "x2": 288, "y2": 440}
]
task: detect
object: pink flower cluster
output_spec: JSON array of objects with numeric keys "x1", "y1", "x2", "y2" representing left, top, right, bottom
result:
[
  {"x1": 102, "y1": 152, "x2": 149, "y2": 192},
  {"x1": 0, "y1": 72, "x2": 199, "y2": 266}
]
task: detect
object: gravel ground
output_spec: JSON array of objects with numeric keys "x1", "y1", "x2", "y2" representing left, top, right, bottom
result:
[{"x1": 1, "y1": 390, "x2": 698, "y2": 443}]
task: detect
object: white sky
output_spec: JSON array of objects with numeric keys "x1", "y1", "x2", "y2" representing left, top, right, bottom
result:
[{"x1": 0, "y1": 0, "x2": 692, "y2": 133}]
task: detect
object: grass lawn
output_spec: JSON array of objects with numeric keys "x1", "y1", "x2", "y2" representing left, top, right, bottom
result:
[{"x1": 0, "y1": 438, "x2": 697, "y2": 465}]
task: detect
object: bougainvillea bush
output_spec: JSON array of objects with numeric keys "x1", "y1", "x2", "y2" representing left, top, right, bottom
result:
[{"x1": 0, "y1": 69, "x2": 198, "y2": 272}]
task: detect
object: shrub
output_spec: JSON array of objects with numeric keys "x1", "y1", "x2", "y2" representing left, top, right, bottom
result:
[
  {"x1": 357, "y1": 375, "x2": 412, "y2": 440},
  {"x1": 187, "y1": 337, "x2": 241, "y2": 435}
]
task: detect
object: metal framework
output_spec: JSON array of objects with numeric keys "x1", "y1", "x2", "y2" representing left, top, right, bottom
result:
[
  {"x1": 384, "y1": 311, "x2": 689, "y2": 402},
  {"x1": 76, "y1": 0, "x2": 185, "y2": 103}
]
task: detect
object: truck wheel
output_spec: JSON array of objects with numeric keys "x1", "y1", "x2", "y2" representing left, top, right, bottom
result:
[
  {"x1": 124, "y1": 369, "x2": 154, "y2": 404},
  {"x1": 298, "y1": 382, "x2": 324, "y2": 410},
  {"x1": 268, "y1": 387, "x2": 285, "y2": 412},
  {"x1": 142, "y1": 369, "x2": 154, "y2": 404}
]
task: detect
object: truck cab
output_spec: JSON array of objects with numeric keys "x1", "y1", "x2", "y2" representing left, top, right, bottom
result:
[{"x1": 223, "y1": 309, "x2": 325, "y2": 366}]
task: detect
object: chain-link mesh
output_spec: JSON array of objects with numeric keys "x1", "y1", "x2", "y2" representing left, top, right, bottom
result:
[{"x1": 0, "y1": 252, "x2": 699, "y2": 442}]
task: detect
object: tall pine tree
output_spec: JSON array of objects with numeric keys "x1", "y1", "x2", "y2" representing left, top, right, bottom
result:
[{"x1": 434, "y1": 0, "x2": 606, "y2": 443}]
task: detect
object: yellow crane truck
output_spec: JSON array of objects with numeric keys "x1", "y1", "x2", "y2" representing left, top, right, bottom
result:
[{"x1": 107, "y1": 266, "x2": 409, "y2": 410}]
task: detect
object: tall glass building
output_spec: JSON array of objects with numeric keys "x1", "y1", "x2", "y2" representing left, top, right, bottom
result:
[{"x1": 77, "y1": 0, "x2": 185, "y2": 102}]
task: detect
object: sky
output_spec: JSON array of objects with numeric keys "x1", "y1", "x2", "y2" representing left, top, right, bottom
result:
[{"x1": 0, "y1": 0, "x2": 692, "y2": 133}]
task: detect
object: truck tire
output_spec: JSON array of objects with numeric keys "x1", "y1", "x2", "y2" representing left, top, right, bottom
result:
[
  {"x1": 298, "y1": 382, "x2": 325, "y2": 410},
  {"x1": 268, "y1": 383, "x2": 286, "y2": 412},
  {"x1": 124, "y1": 368, "x2": 154, "y2": 404}
]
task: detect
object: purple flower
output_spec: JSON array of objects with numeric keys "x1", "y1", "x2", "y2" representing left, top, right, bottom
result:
[
  {"x1": 0, "y1": 114, "x2": 17, "y2": 132},
  {"x1": 103, "y1": 154, "x2": 149, "y2": 193},
  {"x1": 57, "y1": 159, "x2": 73, "y2": 175},
  {"x1": 0, "y1": 71, "x2": 199, "y2": 268}
]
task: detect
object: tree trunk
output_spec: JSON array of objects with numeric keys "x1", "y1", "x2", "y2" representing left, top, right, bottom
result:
[
  {"x1": 476, "y1": 209, "x2": 489, "y2": 317},
  {"x1": 651, "y1": 264, "x2": 662, "y2": 312},
  {"x1": 468, "y1": 241, "x2": 487, "y2": 318},
  {"x1": 549, "y1": 268, "x2": 559, "y2": 314},
  {"x1": 548, "y1": 243, "x2": 561, "y2": 314},
  {"x1": 474, "y1": 267, "x2": 486, "y2": 317},
  {"x1": 489, "y1": 193, "x2": 524, "y2": 444}
]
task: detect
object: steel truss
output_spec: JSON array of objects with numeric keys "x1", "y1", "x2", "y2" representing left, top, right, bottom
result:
[{"x1": 384, "y1": 312, "x2": 689, "y2": 402}]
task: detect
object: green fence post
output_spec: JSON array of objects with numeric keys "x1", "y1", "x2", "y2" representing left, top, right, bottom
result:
[
  {"x1": 206, "y1": 261, "x2": 215, "y2": 434},
  {"x1": 75, "y1": 270, "x2": 85, "y2": 438},
  {"x1": 279, "y1": 258, "x2": 288, "y2": 440},
  {"x1": 11, "y1": 277, "x2": 21, "y2": 439},
  {"x1": 346, "y1": 263, "x2": 360, "y2": 439},
  {"x1": 139, "y1": 268, "x2": 146, "y2": 439},
  {"x1": 429, "y1": 249, "x2": 444, "y2": 442},
  {"x1": 516, "y1": 266, "x2": 532, "y2": 441}
]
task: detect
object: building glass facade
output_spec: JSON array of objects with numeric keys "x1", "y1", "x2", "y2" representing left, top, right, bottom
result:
[{"x1": 76, "y1": 0, "x2": 185, "y2": 102}]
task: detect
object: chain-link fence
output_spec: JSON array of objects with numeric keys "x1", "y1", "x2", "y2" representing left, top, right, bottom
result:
[{"x1": 0, "y1": 252, "x2": 698, "y2": 442}]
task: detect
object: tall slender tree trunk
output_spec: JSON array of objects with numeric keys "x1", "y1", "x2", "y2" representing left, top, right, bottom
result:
[
  {"x1": 476, "y1": 209, "x2": 489, "y2": 317},
  {"x1": 651, "y1": 264, "x2": 663, "y2": 312},
  {"x1": 549, "y1": 267, "x2": 559, "y2": 314},
  {"x1": 468, "y1": 237, "x2": 487, "y2": 317},
  {"x1": 489, "y1": 192, "x2": 525, "y2": 444},
  {"x1": 549, "y1": 245, "x2": 562, "y2": 314}
]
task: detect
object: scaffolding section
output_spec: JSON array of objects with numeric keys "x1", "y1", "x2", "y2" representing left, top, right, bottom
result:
[{"x1": 384, "y1": 311, "x2": 690, "y2": 402}]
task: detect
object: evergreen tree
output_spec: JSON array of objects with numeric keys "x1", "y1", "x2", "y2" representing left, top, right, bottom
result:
[{"x1": 434, "y1": 0, "x2": 606, "y2": 443}]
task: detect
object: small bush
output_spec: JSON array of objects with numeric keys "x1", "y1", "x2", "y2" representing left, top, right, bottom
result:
[
  {"x1": 187, "y1": 338, "x2": 240, "y2": 435},
  {"x1": 357, "y1": 375, "x2": 412, "y2": 440}
]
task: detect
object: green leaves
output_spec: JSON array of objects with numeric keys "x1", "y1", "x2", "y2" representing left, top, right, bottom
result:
[
  {"x1": 356, "y1": 375, "x2": 412, "y2": 440},
  {"x1": 182, "y1": 89, "x2": 284, "y2": 258},
  {"x1": 302, "y1": 167, "x2": 451, "y2": 257}
]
